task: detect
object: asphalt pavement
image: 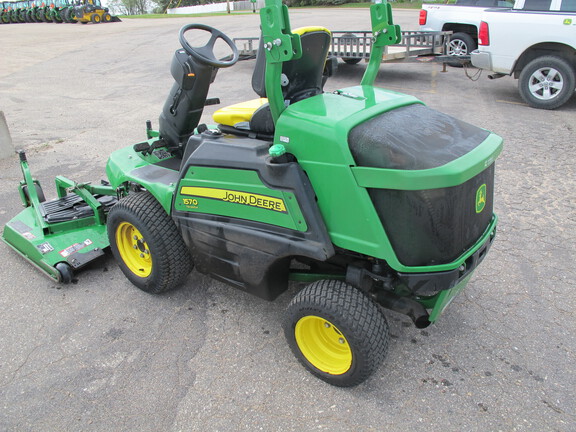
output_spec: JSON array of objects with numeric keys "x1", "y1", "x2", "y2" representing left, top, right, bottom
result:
[{"x1": 0, "y1": 8, "x2": 575, "y2": 432}]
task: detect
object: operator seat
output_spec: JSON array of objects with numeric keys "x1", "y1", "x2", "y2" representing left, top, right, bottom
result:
[{"x1": 213, "y1": 26, "x2": 334, "y2": 136}]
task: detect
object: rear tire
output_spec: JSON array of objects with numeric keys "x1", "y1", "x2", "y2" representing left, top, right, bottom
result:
[
  {"x1": 90, "y1": 13, "x2": 101, "y2": 23},
  {"x1": 518, "y1": 56, "x2": 575, "y2": 110},
  {"x1": 107, "y1": 192, "x2": 193, "y2": 294},
  {"x1": 447, "y1": 32, "x2": 476, "y2": 67},
  {"x1": 284, "y1": 279, "x2": 389, "y2": 387}
]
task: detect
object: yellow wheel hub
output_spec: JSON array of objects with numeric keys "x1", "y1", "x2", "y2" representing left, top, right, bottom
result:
[
  {"x1": 115, "y1": 222, "x2": 152, "y2": 278},
  {"x1": 295, "y1": 315, "x2": 352, "y2": 375}
]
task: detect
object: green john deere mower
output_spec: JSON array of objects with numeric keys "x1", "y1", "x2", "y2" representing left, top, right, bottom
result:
[{"x1": 2, "y1": 0, "x2": 502, "y2": 387}]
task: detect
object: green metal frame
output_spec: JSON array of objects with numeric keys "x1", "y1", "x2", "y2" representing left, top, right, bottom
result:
[
  {"x1": 259, "y1": 0, "x2": 302, "y2": 122},
  {"x1": 106, "y1": 139, "x2": 177, "y2": 213},
  {"x1": 2, "y1": 153, "x2": 118, "y2": 281},
  {"x1": 361, "y1": 1, "x2": 402, "y2": 86}
]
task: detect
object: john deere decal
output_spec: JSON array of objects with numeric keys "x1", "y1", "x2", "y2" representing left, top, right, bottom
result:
[
  {"x1": 475, "y1": 184, "x2": 487, "y2": 213},
  {"x1": 181, "y1": 186, "x2": 287, "y2": 213}
]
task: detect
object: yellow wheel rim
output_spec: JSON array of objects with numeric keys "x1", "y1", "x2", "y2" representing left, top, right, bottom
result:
[
  {"x1": 294, "y1": 315, "x2": 352, "y2": 375},
  {"x1": 115, "y1": 222, "x2": 152, "y2": 278}
]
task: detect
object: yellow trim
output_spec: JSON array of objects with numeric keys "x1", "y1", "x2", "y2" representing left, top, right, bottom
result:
[
  {"x1": 180, "y1": 186, "x2": 287, "y2": 213},
  {"x1": 115, "y1": 222, "x2": 152, "y2": 278},
  {"x1": 295, "y1": 315, "x2": 352, "y2": 375},
  {"x1": 293, "y1": 26, "x2": 331, "y2": 36},
  {"x1": 212, "y1": 98, "x2": 268, "y2": 126}
]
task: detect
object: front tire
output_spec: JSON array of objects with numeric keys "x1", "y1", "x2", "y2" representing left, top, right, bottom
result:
[
  {"x1": 284, "y1": 280, "x2": 389, "y2": 387},
  {"x1": 518, "y1": 56, "x2": 575, "y2": 110},
  {"x1": 107, "y1": 192, "x2": 193, "y2": 294}
]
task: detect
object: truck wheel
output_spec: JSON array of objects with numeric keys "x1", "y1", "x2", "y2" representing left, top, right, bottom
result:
[
  {"x1": 518, "y1": 56, "x2": 575, "y2": 110},
  {"x1": 340, "y1": 33, "x2": 362, "y2": 65},
  {"x1": 91, "y1": 13, "x2": 101, "y2": 23},
  {"x1": 447, "y1": 32, "x2": 476, "y2": 67},
  {"x1": 107, "y1": 192, "x2": 193, "y2": 294},
  {"x1": 343, "y1": 58, "x2": 362, "y2": 65},
  {"x1": 284, "y1": 279, "x2": 389, "y2": 387},
  {"x1": 102, "y1": 12, "x2": 112, "y2": 22}
]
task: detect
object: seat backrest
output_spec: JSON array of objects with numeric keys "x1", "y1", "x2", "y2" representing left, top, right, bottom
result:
[{"x1": 251, "y1": 26, "x2": 332, "y2": 104}]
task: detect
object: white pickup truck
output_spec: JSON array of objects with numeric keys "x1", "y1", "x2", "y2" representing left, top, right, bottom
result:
[
  {"x1": 471, "y1": 0, "x2": 576, "y2": 109},
  {"x1": 419, "y1": 0, "x2": 514, "y2": 60}
]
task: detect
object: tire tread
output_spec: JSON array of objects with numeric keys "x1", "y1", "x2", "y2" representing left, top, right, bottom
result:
[
  {"x1": 108, "y1": 192, "x2": 192, "y2": 294},
  {"x1": 285, "y1": 279, "x2": 389, "y2": 387}
]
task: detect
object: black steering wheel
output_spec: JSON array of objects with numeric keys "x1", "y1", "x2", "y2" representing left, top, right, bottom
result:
[{"x1": 179, "y1": 24, "x2": 239, "y2": 68}]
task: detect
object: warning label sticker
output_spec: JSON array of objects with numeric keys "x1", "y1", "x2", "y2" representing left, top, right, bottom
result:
[
  {"x1": 60, "y1": 239, "x2": 93, "y2": 258},
  {"x1": 37, "y1": 242, "x2": 54, "y2": 255}
]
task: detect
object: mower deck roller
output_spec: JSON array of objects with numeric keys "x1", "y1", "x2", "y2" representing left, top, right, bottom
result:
[{"x1": 3, "y1": 0, "x2": 502, "y2": 387}]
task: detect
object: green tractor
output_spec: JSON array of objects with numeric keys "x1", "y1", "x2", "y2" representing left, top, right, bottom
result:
[
  {"x1": 0, "y1": 2, "x2": 10, "y2": 23},
  {"x1": 24, "y1": 0, "x2": 42, "y2": 22},
  {"x1": 32, "y1": 0, "x2": 49, "y2": 21},
  {"x1": 58, "y1": 0, "x2": 75, "y2": 22},
  {"x1": 49, "y1": 0, "x2": 72, "y2": 22},
  {"x1": 3, "y1": 0, "x2": 502, "y2": 387},
  {"x1": 25, "y1": 1, "x2": 38, "y2": 22},
  {"x1": 12, "y1": 1, "x2": 28, "y2": 23},
  {"x1": 18, "y1": 0, "x2": 31, "y2": 21},
  {"x1": 6, "y1": 1, "x2": 16, "y2": 22}
]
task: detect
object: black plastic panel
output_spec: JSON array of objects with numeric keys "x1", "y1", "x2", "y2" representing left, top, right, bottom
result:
[
  {"x1": 172, "y1": 132, "x2": 334, "y2": 300},
  {"x1": 369, "y1": 164, "x2": 495, "y2": 267},
  {"x1": 348, "y1": 104, "x2": 490, "y2": 170}
]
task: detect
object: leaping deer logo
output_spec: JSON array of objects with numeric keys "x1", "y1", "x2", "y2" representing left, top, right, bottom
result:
[{"x1": 476, "y1": 184, "x2": 487, "y2": 213}]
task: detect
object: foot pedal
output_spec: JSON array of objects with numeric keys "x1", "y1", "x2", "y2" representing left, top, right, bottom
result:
[
  {"x1": 134, "y1": 142, "x2": 151, "y2": 153},
  {"x1": 41, "y1": 194, "x2": 117, "y2": 223}
]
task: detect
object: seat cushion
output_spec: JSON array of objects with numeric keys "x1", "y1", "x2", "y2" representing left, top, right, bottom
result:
[{"x1": 213, "y1": 98, "x2": 268, "y2": 127}]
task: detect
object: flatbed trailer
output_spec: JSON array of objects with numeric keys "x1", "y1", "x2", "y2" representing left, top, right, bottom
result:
[{"x1": 234, "y1": 30, "x2": 469, "y2": 66}]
